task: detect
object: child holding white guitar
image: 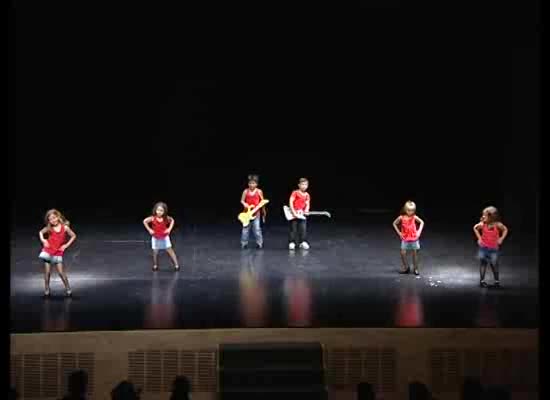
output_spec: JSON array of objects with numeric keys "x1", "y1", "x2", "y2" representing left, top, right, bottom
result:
[
  {"x1": 288, "y1": 178, "x2": 311, "y2": 250},
  {"x1": 240, "y1": 175, "x2": 267, "y2": 249},
  {"x1": 284, "y1": 178, "x2": 332, "y2": 250}
]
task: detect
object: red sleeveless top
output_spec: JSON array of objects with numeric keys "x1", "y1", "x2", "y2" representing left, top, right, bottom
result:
[
  {"x1": 480, "y1": 223, "x2": 499, "y2": 249},
  {"x1": 291, "y1": 191, "x2": 310, "y2": 212},
  {"x1": 400, "y1": 215, "x2": 418, "y2": 242},
  {"x1": 43, "y1": 224, "x2": 67, "y2": 256},
  {"x1": 244, "y1": 189, "x2": 262, "y2": 216},
  {"x1": 151, "y1": 217, "x2": 170, "y2": 239}
]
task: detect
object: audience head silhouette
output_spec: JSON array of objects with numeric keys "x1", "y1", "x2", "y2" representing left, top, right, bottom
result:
[
  {"x1": 461, "y1": 377, "x2": 484, "y2": 400},
  {"x1": 111, "y1": 381, "x2": 140, "y2": 400},
  {"x1": 409, "y1": 381, "x2": 432, "y2": 400},
  {"x1": 170, "y1": 376, "x2": 191, "y2": 400},
  {"x1": 485, "y1": 385, "x2": 511, "y2": 400},
  {"x1": 62, "y1": 370, "x2": 88, "y2": 400},
  {"x1": 357, "y1": 382, "x2": 375, "y2": 400}
]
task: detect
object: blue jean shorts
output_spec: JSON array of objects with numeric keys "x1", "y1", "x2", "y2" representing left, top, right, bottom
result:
[
  {"x1": 39, "y1": 251, "x2": 63, "y2": 264},
  {"x1": 478, "y1": 246, "x2": 499, "y2": 265},
  {"x1": 152, "y1": 236, "x2": 172, "y2": 250},
  {"x1": 401, "y1": 240, "x2": 420, "y2": 251}
]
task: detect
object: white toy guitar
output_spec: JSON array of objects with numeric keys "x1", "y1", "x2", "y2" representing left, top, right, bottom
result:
[{"x1": 283, "y1": 205, "x2": 331, "y2": 221}]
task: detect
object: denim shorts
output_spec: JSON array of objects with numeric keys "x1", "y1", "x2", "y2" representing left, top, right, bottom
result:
[
  {"x1": 478, "y1": 246, "x2": 499, "y2": 265},
  {"x1": 152, "y1": 236, "x2": 172, "y2": 250},
  {"x1": 39, "y1": 251, "x2": 63, "y2": 264},
  {"x1": 401, "y1": 240, "x2": 420, "y2": 251}
]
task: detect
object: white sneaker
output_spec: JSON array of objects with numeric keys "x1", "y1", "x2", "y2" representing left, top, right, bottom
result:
[
  {"x1": 300, "y1": 242, "x2": 310, "y2": 250},
  {"x1": 288, "y1": 242, "x2": 296, "y2": 250}
]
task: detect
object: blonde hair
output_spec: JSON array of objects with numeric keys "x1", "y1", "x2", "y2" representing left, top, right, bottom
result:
[
  {"x1": 44, "y1": 209, "x2": 70, "y2": 228},
  {"x1": 482, "y1": 206, "x2": 499, "y2": 221},
  {"x1": 401, "y1": 200, "x2": 416, "y2": 215}
]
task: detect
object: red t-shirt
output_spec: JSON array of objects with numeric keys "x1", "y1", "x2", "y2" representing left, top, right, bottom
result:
[
  {"x1": 480, "y1": 223, "x2": 500, "y2": 249},
  {"x1": 400, "y1": 215, "x2": 418, "y2": 242},
  {"x1": 244, "y1": 189, "x2": 262, "y2": 216},
  {"x1": 42, "y1": 224, "x2": 67, "y2": 256},
  {"x1": 151, "y1": 217, "x2": 170, "y2": 239},
  {"x1": 291, "y1": 190, "x2": 310, "y2": 212}
]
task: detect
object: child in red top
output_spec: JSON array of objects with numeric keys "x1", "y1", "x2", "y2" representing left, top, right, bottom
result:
[
  {"x1": 240, "y1": 174, "x2": 266, "y2": 249},
  {"x1": 38, "y1": 209, "x2": 77, "y2": 297},
  {"x1": 473, "y1": 206, "x2": 508, "y2": 288},
  {"x1": 143, "y1": 202, "x2": 180, "y2": 271},
  {"x1": 392, "y1": 201, "x2": 425, "y2": 275},
  {"x1": 288, "y1": 178, "x2": 311, "y2": 250}
]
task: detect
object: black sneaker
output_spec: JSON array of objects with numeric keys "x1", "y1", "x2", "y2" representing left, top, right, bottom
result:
[
  {"x1": 493, "y1": 281, "x2": 501, "y2": 288},
  {"x1": 480, "y1": 281, "x2": 488, "y2": 288}
]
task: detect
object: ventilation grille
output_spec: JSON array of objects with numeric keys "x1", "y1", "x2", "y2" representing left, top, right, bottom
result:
[
  {"x1": 430, "y1": 349, "x2": 460, "y2": 392},
  {"x1": 10, "y1": 353, "x2": 95, "y2": 399},
  {"x1": 10, "y1": 355, "x2": 23, "y2": 394},
  {"x1": 325, "y1": 347, "x2": 396, "y2": 392},
  {"x1": 431, "y1": 348, "x2": 538, "y2": 393},
  {"x1": 128, "y1": 349, "x2": 217, "y2": 393}
]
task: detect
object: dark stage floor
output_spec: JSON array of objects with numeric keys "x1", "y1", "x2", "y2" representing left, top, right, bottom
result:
[{"x1": 10, "y1": 216, "x2": 538, "y2": 333}]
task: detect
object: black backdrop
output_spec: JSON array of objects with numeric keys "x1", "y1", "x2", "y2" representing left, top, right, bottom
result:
[{"x1": 10, "y1": 2, "x2": 539, "y2": 230}]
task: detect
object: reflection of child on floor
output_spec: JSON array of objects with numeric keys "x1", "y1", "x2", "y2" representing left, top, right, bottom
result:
[
  {"x1": 143, "y1": 202, "x2": 180, "y2": 271},
  {"x1": 473, "y1": 206, "x2": 508, "y2": 288},
  {"x1": 392, "y1": 201, "x2": 425, "y2": 275}
]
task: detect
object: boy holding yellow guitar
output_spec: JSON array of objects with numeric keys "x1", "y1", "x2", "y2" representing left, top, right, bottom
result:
[{"x1": 238, "y1": 175, "x2": 269, "y2": 249}]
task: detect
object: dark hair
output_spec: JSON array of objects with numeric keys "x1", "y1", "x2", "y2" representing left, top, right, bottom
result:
[
  {"x1": 170, "y1": 376, "x2": 191, "y2": 400},
  {"x1": 68, "y1": 370, "x2": 88, "y2": 395},
  {"x1": 247, "y1": 174, "x2": 259, "y2": 184},
  {"x1": 357, "y1": 382, "x2": 375, "y2": 400},
  {"x1": 111, "y1": 381, "x2": 140, "y2": 400},
  {"x1": 485, "y1": 385, "x2": 511, "y2": 400},
  {"x1": 409, "y1": 381, "x2": 431, "y2": 400},
  {"x1": 298, "y1": 177, "x2": 308, "y2": 184},
  {"x1": 461, "y1": 377, "x2": 484, "y2": 400}
]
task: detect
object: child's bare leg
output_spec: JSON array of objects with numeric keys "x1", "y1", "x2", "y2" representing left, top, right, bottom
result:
[
  {"x1": 55, "y1": 263, "x2": 71, "y2": 294},
  {"x1": 166, "y1": 248, "x2": 180, "y2": 270},
  {"x1": 399, "y1": 249, "x2": 409, "y2": 272},
  {"x1": 152, "y1": 250, "x2": 159, "y2": 271},
  {"x1": 412, "y1": 250, "x2": 419, "y2": 274},
  {"x1": 44, "y1": 263, "x2": 52, "y2": 295}
]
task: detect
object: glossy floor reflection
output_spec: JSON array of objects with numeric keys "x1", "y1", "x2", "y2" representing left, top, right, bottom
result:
[{"x1": 10, "y1": 220, "x2": 538, "y2": 332}]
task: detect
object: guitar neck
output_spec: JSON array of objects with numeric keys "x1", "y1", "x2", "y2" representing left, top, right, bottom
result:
[
  {"x1": 249, "y1": 201, "x2": 269, "y2": 214},
  {"x1": 306, "y1": 211, "x2": 327, "y2": 215}
]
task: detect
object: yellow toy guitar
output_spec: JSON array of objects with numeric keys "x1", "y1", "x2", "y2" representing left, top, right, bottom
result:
[{"x1": 238, "y1": 199, "x2": 270, "y2": 227}]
